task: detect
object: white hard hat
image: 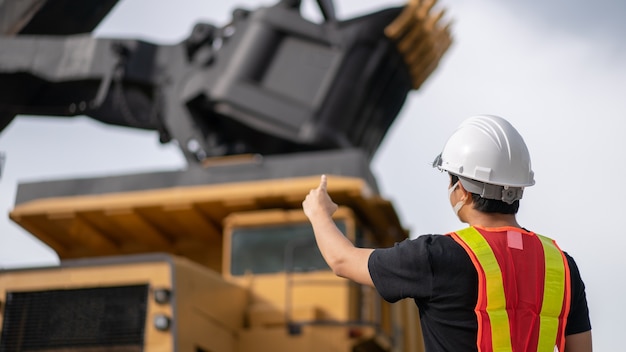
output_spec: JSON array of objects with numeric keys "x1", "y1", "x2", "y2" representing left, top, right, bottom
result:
[{"x1": 433, "y1": 115, "x2": 534, "y2": 203}]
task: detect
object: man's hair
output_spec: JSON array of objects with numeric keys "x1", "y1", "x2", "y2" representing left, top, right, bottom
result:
[{"x1": 450, "y1": 174, "x2": 519, "y2": 214}]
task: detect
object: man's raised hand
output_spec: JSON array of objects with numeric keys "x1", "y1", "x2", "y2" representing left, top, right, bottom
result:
[{"x1": 303, "y1": 174, "x2": 338, "y2": 219}]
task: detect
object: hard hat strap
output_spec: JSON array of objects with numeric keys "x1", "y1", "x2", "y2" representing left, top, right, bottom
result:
[{"x1": 457, "y1": 175, "x2": 524, "y2": 204}]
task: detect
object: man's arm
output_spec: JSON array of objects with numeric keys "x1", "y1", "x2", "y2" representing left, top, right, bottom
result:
[
  {"x1": 302, "y1": 175, "x2": 375, "y2": 287},
  {"x1": 565, "y1": 331, "x2": 592, "y2": 352}
]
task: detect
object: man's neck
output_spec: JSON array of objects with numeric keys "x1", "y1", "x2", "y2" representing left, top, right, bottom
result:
[{"x1": 462, "y1": 210, "x2": 521, "y2": 229}]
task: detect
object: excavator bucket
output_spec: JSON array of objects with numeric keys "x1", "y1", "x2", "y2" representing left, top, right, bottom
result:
[{"x1": 385, "y1": 0, "x2": 453, "y2": 90}]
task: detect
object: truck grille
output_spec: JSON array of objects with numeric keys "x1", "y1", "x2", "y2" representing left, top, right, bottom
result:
[{"x1": 1, "y1": 285, "x2": 148, "y2": 352}]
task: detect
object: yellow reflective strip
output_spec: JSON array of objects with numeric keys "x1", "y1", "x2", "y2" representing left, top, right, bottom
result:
[
  {"x1": 536, "y1": 234, "x2": 566, "y2": 351},
  {"x1": 457, "y1": 228, "x2": 513, "y2": 352}
]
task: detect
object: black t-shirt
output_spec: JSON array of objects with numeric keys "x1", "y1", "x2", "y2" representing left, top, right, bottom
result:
[{"x1": 368, "y1": 234, "x2": 591, "y2": 352}]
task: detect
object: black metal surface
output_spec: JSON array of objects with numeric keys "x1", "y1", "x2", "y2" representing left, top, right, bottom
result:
[
  {"x1": 0, "y1": 0, "x2": 411, "y2": 164},
  {"x1": 14, "y1": 148, "x2": 379, "y2": 204},
  {"x1": 0, "y1": 285, "x2": 148, "y2": 351}
]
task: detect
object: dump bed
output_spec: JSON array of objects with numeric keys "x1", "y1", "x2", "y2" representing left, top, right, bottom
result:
[{"x1": 10, "y1": 175, "x2": 407, "y2": 270}]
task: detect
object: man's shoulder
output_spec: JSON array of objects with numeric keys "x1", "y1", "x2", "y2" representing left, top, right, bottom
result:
[
  {"x1": 409, "y1": 233, "x2": 473, "y2": 263},
  {"x1": 411, "y1": 233, "x2": 465, "y2": 247}
]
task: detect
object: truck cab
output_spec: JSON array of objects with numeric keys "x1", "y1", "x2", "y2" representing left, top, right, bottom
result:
[{"x1": 224, "y1": 207, "x2": 393, "y2": 350}]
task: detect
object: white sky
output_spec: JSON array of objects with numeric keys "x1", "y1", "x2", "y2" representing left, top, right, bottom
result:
[{"x1": 1, "y1": 0, "x2": 625, "y2": 349}]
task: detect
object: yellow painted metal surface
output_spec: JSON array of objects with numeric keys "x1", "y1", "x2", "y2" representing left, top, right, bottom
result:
[
  {"x1": 9, "y1": 176, "x2": 408, "y2": 267},
  {"x1": 0, "y1": 255, "x2": 248, "y2": 352},
  {"x1": 0, "y1": 258, "x2": 175, "y2": 351}
]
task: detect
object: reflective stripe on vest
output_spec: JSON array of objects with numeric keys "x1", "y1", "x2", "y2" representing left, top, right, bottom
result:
[{"x1": 449, "y1": 227, "x2": 571, "y2": 352}]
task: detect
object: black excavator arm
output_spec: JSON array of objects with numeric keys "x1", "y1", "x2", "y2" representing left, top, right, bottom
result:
[{"x1": 0, "y1": 0, "x2": 451, "y2": 164}]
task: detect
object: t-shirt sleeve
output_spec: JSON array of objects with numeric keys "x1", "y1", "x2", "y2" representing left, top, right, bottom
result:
[
  {"x1": 368, "y1": 235, "x2": 440, "y2": 303},
  {"x1": 564, "y1": 252, "x2": 592, "y2": 335}
]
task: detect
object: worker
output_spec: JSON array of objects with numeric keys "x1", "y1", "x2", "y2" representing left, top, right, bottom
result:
[{"x1": 302, "y1": 115, "x2": 591, "y2": 351}]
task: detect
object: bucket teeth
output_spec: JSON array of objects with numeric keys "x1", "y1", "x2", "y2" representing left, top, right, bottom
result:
[{"x1": 385, "y1": 0, "x2": 453, "y2": 90}]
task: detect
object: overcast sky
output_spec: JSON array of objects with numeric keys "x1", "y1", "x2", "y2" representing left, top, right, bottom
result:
[{"x1": 1, "y1": 0, "x2": 624, "y2": 349}]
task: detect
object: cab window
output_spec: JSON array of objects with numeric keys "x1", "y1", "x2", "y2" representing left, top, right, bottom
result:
[{"x1": 230, "y1": 221, "x2": 347, "y2": 276}]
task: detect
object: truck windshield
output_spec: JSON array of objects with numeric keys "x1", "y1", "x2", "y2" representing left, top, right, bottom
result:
[{"x1": 230, "y1": 221, "x2": 346, "y2": 276}]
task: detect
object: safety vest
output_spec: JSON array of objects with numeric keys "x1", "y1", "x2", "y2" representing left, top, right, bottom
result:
[{"x1": 448, "y1": 226, "x2": 572, "y2": 352}]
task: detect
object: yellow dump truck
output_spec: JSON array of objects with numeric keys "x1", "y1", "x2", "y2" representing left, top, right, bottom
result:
[
  {"x1": 0, "y1": 0, "x2": 451, "y2": 350},
  {"x1": 1, "y1": 166, "x2": 423, "y2": 352}
]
